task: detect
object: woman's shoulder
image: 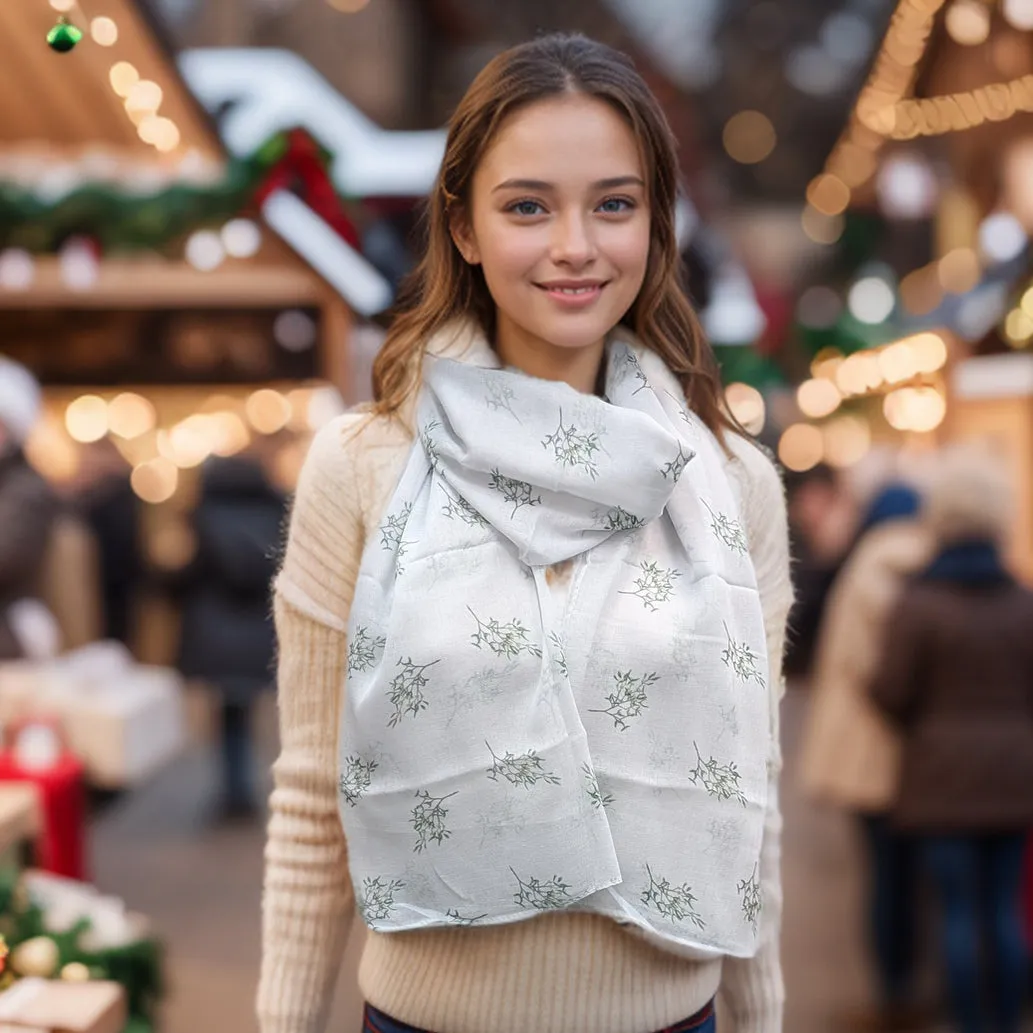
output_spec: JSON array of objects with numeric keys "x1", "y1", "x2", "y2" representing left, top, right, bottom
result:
[
  {"x1": 302, "y1": 408, "x2": 413, "y2": 483},
  {"x1": 721, "y1": 431, "x2": 784, "y2": 521}
]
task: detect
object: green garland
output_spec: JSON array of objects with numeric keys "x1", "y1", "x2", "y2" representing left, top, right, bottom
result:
[
  {"x1": 0, "y1": 870, "x2": 162, "y2": 1032},
  {"x1": 0, "y1": 133, "x2": 329, "y2": 255}
]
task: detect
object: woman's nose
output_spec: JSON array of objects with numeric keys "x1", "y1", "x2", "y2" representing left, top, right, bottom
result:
[{"x1": 550, "y1": 212, "x2": 597, "y2": 267}]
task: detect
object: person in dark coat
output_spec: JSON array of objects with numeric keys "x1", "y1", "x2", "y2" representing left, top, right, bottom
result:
[
  {"x1": 0, "y1": 358, "x2": 59, "y2": 661},
  {"x1": 177, "y1": 453, "x2": 286, "y2": 819},
  {"x1": 870, "y1": 445, "x2": 1033, "y2": 1033}
]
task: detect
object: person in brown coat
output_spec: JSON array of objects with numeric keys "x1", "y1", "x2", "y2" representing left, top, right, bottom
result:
[
  {"x1": 0, "y1": 358, "x2": 59, "y2": 661},
  {"x1": 870, "y1": 445, "x2": 1033, "y2": 1033}
]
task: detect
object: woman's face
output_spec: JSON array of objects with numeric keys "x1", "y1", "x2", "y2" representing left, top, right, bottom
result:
[{"x1": 453, "y1": 92, "x2": 651, "y2": 371}]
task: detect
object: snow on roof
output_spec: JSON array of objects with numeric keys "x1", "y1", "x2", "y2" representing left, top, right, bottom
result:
[{"x1": 178, "y1": 48, "x2": 446, "y2": 199}]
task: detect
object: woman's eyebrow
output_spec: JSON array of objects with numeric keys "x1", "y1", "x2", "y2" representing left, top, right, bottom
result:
[{"x1": 492, "y1": 175, "x2": 645, "y2": 193}]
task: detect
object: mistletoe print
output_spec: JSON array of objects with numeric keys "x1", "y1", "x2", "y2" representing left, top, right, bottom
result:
[
  {"x1": 582, "y1": 763, "x2": 615, "y2": 810},
  {"x1": 622, "y1": 560, "x2": 681, "y2": 612},
  {"x1": 468, "y1": 609, "x2": 542, "y2": 660},
  {"x1": 702, "y1": 500, "x2": 748, "y2": 556},
  {"x1": 541, "y1": 410, "x2": 602, "y2": 479},
  {"x1": 738, "y1": 866, "x2": 762, "y2": 931},
  {"x1": 410, "y1": 789, "x2": 458, "y2": 853},
  {"x1": 641, "y1": 865, "x2": 705, "y2": 929},
  {"x1": 661, "y1": 444, "x2": 694, "y2": 483},
  {"x1": 721, "y1": 623, "x2": 766, "y2": 687},
  {"x1": 589, "y1": 670, "x2": 659, "y2": 731},
  {"x1": 601, "y1": 505, "x2": 646, "y2": 531},
  {"x1": 358, "y1": 876, "x2": 405, "y2": 925},
  {"x1": 486, "y1": 743, "x2": 561, "y2": 788},
  {"x1": 688, "y1": 742, "x2": 747, "y2": 805},
  {"x1": 339, "y1": 755, "x2": 378, "y2": 807},
  {"x1": 439, "y1": 483, "x2": 486, "y2": 527},
  {"x1": 488, "y1": 469, "x2": 543, "y2": 517},
  {"x1": 380, "y1": 502, "x2": 414, "y2": 571},
  {"x1": 511, "y1": 869, "x2": 574, "y2": 910},
  {"x1": 387, "y1": 657, "x2": 440, "y2": 727},
  {"x1": 485, "y1": 379, "x2": 521, "y2": 421},
  {"x1": 348, "y1": 626, "x2": 386, "y2": 675}
]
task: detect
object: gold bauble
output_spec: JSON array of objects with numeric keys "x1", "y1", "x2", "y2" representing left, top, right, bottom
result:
[
  {"x1": 61, "y1": 961, "x2": 91, "y2": 982},
  {"x1": 11, "y1": 936, "x2": 59, "y2": 978}
]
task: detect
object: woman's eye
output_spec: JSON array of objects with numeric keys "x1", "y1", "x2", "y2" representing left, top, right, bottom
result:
[
  {"x1": 598, "y1": 197, "x2": 634, "y2": 214},
  {"x1": 509, "y1": 200, "x2": 545, "y2": 217}
]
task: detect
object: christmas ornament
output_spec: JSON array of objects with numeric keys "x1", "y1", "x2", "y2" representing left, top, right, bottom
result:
[
  {"x1": 47, "y1": 18, "x2": 84, "y2": 53},
  {"x1": 61, "y1": 961, "x2": 91, "y2": 982},
  {"x1": 11, "y1": 935, "x2": 59, "y2": 978}
]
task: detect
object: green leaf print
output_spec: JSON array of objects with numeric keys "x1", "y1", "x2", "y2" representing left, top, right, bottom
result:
[
  {"x1": 488, "y1": 469, "x2": 543, "y2": 517},
  {"x1": 419, "y1": 420, "x2": 443, "y2": 473},
  {"x1": 738, "y1": 865, "x2": 762, "y2": 931},
  {"x1": 661, "y1": 444, "x2": 695, "y2": 483},
  {"x1": 485, "y1": 380, "x2": 521, "y2": 421},
  {"x1": 387, "y1": 657, "x2": 440, "y2": 727},
  {"x1": 380, "y1": 502, "x2": 414, "y2": 571},
  {"x1": 702, "y1": 500, "x2": 748, "y2": 556},
  {"x1": 588, "y1": 670, "x2": 658, "y2": 731},
  {"x1": 445, "y1": 908, "x2": 490, "y2": 926},
  {"x1": 688, "y1": 742, "x2": 747, "y2": 805},
  {"x1": 620, "y1": 560, "x2": 681, "y2": 611},
  {"x1": 511, "y1": 869, "x2": 574, "y2": 910},
  {"x1": 486, "y1": 743, "x2": 561, "y2": 788},
  {"x1": 548, "y1": 631, "x2": 568, "y2": 678},
  {"x1": 410, "y1": 789, "x2": 459, "y2": 853},
  {"x1": 338, "y1": 755, "x2": 378, "y2": 807},
  {"x1": 469, "y1": 609, "x2": 543, "y2": 659},
  {"x1": 439, "y1": 483, "x2": 487, "y2": 527},
  {"x1": 581, "y1": 763, "x2": 615, "y2": 810},
  {"x1": 358, "y1": 876, "x2": 405, "y2": 925},
  {"x1": 541, "y1": 410, "x2": 602, "y2": 479},
  {"x1": 641, "y1": 865, "x2": 705, "y2": 929},
  {"x1": 347, "y1": 626, "x2": 386, "y2": 675},
  {"x1": 601, "y1": 506, "x2": 647, "y2": 531},
  {"x1": 721, "y1": 623, "x2": 766, "y2": 686}
]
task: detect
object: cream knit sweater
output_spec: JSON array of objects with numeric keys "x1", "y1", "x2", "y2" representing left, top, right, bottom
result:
[{"x1": 259, "y1": 405, "x2": 793, "y2": 1033}]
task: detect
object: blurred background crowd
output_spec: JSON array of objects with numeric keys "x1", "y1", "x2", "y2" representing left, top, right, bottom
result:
[{"x1": 2, "y1": 0, "x2": 1033, "y2": 1031}]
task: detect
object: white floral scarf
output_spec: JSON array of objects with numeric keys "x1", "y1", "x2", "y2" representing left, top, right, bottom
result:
[{"x1": 339, "y1": 322, "x2": 770, "y2": 958}]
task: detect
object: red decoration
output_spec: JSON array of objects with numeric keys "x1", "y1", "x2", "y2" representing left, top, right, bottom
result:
[
  {"x1": 0, "y1": 718, "x2": 86, "y2": 881},
  {"x1": 254, "y1": 129, "x2": 361, "y2": 250}
]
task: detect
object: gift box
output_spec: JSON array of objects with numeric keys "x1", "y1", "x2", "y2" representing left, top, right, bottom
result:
[
  {"x1": 0, "y1": 644, "x2": 186, "y2": 789},
  {"x1": 0, "y1": 978, "x2": 126, "y2": 1033}
]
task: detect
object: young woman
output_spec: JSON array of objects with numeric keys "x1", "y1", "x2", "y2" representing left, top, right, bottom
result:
[{"x1": 259, "y1": 34, "x2": 792, "y2": 1033}]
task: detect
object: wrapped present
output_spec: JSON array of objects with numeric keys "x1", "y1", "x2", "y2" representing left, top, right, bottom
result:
[
  {"x1": 0, "y1": 977, "x2": 126, "y2": 1033},
  {"x1": 0, "y1": 644, "x2": 186, "y2": 789}
]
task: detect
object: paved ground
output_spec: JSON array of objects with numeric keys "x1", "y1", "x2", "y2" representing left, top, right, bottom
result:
[{"x1": 85, "y1": 686, "x2": 1027, "y2": 1033}]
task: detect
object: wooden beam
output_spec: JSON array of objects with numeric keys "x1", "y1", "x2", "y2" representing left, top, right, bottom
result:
[{"x1": 0, "y1": 257, "x2": 325, "y2": 309}]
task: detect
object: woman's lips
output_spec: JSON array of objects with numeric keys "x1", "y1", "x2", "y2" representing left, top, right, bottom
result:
[{"x1": 536, "y1": 282, "x2": 607, "y2": 307}]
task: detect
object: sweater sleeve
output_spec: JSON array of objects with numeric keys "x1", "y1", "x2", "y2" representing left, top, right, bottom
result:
[
  {"x1": 719, "y1": 443, "x2": 793, "y2": 1033},
  {"x1": 257, "y1": 416, "x2": 369, "y2": 1033}
]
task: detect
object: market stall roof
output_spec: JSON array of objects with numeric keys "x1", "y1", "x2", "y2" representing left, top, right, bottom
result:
[{"x1": 0, "y1": 0, "x2": 221, "y2": 165}]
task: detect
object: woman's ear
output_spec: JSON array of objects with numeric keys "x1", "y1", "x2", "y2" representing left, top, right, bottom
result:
[{"x1": 449, "y1": 208, "x2": 481, "y2": 266}]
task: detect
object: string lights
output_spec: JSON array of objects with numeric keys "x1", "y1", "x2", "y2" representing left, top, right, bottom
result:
[
  {"x1": 48, "y1": 0, "x2": 182, "y2": 155},
  {"x1": 804, "y1": 0, "x2": 1033, "y2": 232}
]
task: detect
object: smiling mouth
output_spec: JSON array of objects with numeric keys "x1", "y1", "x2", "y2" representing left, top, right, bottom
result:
[{"x1": 536, "y1": 282, "x2": 608, "y2": 295}]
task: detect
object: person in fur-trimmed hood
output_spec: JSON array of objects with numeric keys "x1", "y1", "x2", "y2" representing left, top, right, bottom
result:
[
  {"x1": 0, "y1": 357, "x2": 59, "y2": 661},
  {"x1": 870, "y1": 444, "x2": 1033, "y2": 1033}
]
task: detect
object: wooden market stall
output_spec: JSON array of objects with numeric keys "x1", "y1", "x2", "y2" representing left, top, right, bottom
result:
[{"x1": 793, "y1": 0, "x2": 1033, "y2": 572}]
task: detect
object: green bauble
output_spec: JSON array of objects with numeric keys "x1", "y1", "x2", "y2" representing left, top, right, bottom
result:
[{"x1": 47, "y1": 19, "x2": 84, "y2": 53}]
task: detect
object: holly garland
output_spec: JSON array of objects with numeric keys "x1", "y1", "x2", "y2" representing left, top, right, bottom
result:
[{"x1": 0, "y1": 130, "x2": 363, "y2": 256}]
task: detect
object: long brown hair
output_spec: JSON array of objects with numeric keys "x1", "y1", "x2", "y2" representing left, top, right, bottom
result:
[{"x1": 372, "y1": 33, "x2": 737, "y2": 440}]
